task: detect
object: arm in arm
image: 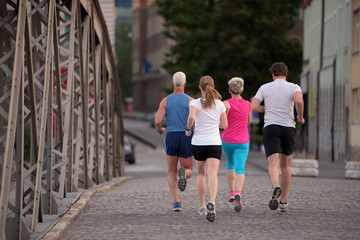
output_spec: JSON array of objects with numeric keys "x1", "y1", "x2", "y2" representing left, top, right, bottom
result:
[
  {"x1": 155, "y1": 98, "x2": 166, "y2": 134},
  {"x1": 185, "y1": 105, "x2": 196, "y2": 136},
  {"x1": 251, "y1": 98, "x2": 265, "y2": 113},
  {"x1": 294, "y1": 91, "x2": 305, "y2": 125}
]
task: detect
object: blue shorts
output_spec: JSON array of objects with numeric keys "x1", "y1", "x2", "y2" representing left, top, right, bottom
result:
[{"x1": 164, "y1": 132, "x2": 193, "y2": 158}]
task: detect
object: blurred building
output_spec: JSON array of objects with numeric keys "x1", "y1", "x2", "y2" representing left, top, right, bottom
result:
[
  {"x1": 301, "y1": 0, "x2": 355, "y2": 162},
  {"x1": 116, "y1": 0, "x2": 132, "y2": 23},
  {"x1": 350, "y1": 0, "x2": 360, "y2": 161},
  {"x1": 131, "y1": 0, "x2": 172, "y2": 113},
  {"x1": 100, "y1": 0, "x2": 116, "y2": 50}
]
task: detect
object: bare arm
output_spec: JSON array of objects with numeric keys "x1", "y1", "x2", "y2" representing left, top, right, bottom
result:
[
  {"x1": 185, "y1": 105, "x2": 196, "y2": 136},
  {"x1": 155, "y1": 98, "x2": 166, "y2": 134},
  {"x1": 223, "y1": 101, "x2": 230, "y2": 114},
  {"x1": 294, "y1": 91, "x2": 305, "y2": 125},
  {"x1": 248, "y1": 110, "x2": 252, "y2": 125},
  {"x1": 251, "y1": 98, "x2": 265, "y2": 113},
  {"x1": 219, "y1": 111, "x2": 228, "y2": 129}
]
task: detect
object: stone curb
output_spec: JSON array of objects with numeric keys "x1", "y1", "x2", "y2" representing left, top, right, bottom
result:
[
  {"x1": 291, "y1": 159, "x2": 319, "y2": 177},
  {"x1": 39, "y1": 176, "x2": 133, "y2": 240},
  {"x1": 345, "y1": 161, "x2": 360, "y2": 179}
]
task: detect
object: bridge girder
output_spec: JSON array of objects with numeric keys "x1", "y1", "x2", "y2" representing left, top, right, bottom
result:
[{"x1": 0, "y1": 0, "x2": 125, "y2": 238}]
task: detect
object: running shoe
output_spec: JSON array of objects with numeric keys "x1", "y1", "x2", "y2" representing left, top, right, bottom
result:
[
  {"x1": 228, "y1": 191, "x2": 235, "y2": 202},
  {"x1": 198, "y1": 206, "x2": 207, "y2": 215},
  {"x1": 206, "y1": 201, "x2": 216, "y2": 222},
  {"x1": 178, "y1": 167, "x2": 187, "y2": 191},
  {"x1": 279, "y1": 201, "x2": 288, "y2": 212},
  {"x1": 172, "y1": 202, "x2": 182, "y2": 212},
  {"x1": 269, "y1": 185, "x2": 282, "y2": 210},
  {"x1": 234, "y1": 193, "x2": 242, "y2": 212}
]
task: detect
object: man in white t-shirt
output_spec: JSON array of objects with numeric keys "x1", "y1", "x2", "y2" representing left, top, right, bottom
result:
[{"x1": 251, "y1": 62, "x2": 305, "y2": 213}]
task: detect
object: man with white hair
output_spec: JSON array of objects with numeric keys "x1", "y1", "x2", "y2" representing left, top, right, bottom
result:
[{"x1": 155, "y1": 71, "x2": 194, "y2": 212}]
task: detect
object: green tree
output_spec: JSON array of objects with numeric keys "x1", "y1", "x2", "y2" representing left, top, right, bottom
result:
[
  {"x1": 156, "y1": 0, "x2": 216, "y2": 90},
  {"x1": 203, "y1": 0, "x2": 303, "y2": 101},
  {"x1": 157, "y1": 0, "x2": 302, "y2": 100},
  {"x1": 116, "y1": 22, "x2": 132, "y2": 100}
]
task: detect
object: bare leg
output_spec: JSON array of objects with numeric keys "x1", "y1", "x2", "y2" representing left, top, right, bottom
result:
[
  {"x1": 196, "y1": 160, "x2": 206, "y2": 207},
  {"x1": 235, "y1": 174, "x2": 245, "y2": 193},
  {"x1": 207, "y1": 158, "x2": 220, "y2": 202},
  {"x1": 180, "y1": 156, "x2": 194, "y2": 179},
  {"x1": 226, "y1": 169, "x2": 235, "y2": 191},
  {"x1": 166, "y1": 155, "x2": 179, "y2": 202},
  {"x1": 279, "y1": 154, "x2": 292, "y2": 203},
  {"x1": 267, "y1": 153, "x2": 280, "y2": 187}
]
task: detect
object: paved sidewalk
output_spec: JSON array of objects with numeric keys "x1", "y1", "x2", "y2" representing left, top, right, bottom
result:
[
  {"x1": 59, "y1": 124, "x2": 360, "y2": 240},
  {"x1": 59, "y1": 174, "x2": 360, "y2": 240}
]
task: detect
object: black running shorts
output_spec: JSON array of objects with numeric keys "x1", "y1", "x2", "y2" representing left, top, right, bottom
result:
[
  {"x1": 191, "y1": 145, "x2": 222, "y2": 161},
  {"x1": 263, "y1": 124, "x2": 296, "y2": 158}
]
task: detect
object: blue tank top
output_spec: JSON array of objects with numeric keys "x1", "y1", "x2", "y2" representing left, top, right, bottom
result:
[{"x1": 165, "y1": 93, "x2": 190, "y2": 132}]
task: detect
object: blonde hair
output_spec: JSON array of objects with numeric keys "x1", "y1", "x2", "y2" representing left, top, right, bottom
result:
[
  {"x1": 199, "y1": 76, "x2": 222, "y2": 109},
  {"x1": 172, "y1": 71, "x2": 186, "y2": 87},
  {"x1": 228, "y1": 77, "x2": 244, "y2": 95}
]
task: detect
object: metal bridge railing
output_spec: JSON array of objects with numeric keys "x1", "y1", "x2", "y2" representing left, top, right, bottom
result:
[{"x1": 0, "y1": 0, "x2": 125, "y2": 239}]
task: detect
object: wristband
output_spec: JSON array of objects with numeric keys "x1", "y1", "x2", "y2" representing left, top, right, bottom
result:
[{"x1": 186, "y1": 128, "x2": 190, "y2": 131}]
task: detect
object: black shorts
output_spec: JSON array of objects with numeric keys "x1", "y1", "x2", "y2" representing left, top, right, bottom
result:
[
  {"x1": 191, "y1": 145, "x2": 222, "y2": 161},
  {"x1": 263, "y1": 124, "x2": 296, "y2": 158}
]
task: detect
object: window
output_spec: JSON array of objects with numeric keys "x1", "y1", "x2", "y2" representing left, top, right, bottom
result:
[{"x1": 355, "y1": 10, "x2": 360, "y2": 52}]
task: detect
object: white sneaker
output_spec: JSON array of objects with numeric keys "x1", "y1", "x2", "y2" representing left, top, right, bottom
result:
[
  {"x1": 279, "y1": 201, "x2": 288, "y2": 212},
  {"x1": 198, "y1": 206, "x2": 207, "y2": 215}
]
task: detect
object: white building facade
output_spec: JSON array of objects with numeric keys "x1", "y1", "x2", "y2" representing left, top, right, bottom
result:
[{"x1": 301, "y1": 0, "x2": 352, "y2": 162}]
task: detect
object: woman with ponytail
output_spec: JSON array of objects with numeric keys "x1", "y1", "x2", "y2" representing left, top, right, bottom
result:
[{"x1": 185, "y1": 76, "x2": 228, "y2": 222}]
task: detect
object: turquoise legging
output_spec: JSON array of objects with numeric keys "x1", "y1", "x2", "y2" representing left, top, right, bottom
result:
[{"x1": 222, "y1": 141, "x2": 249, "y2": 175}]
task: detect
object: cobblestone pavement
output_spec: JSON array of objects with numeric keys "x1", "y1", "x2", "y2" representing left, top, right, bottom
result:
[
  {"x1": 60, "y1": 176, "x2": 360, "y2": 240},
  {"x1": 60, "y1": 138, "x2": 360, "y2": 240}
]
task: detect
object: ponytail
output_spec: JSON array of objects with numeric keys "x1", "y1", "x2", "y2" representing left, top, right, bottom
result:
[{"x1": 199, "y1": 76, "x2": 222, "y2": 109}]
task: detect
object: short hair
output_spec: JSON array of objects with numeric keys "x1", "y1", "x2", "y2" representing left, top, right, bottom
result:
[
  {"x1": 228, "y1": 77, "x2": 244, "y2": 95},
  {"x1": 172, "y1": 72, "x2": 186, "y2": 87},
  {"x1": 269, "y1": 62, "x2": 288, "y2": 77}
]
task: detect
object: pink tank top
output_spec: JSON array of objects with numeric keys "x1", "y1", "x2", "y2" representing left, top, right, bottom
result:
[{"x1": 221, "y1": 98, "x2": 251, "y2": 144}]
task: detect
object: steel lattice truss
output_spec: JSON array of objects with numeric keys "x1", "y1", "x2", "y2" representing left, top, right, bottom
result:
[{"x1": 0, "y1": 0, "x2": 125, "y2": 238}]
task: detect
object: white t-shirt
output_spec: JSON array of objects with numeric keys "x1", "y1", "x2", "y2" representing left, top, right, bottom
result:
[
  {"x1": 254, "y1": 78, "x2": 302, "y2": 128},
  {"x1": 189, "y1": 98, "x2": 226, "y2": 145}
]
